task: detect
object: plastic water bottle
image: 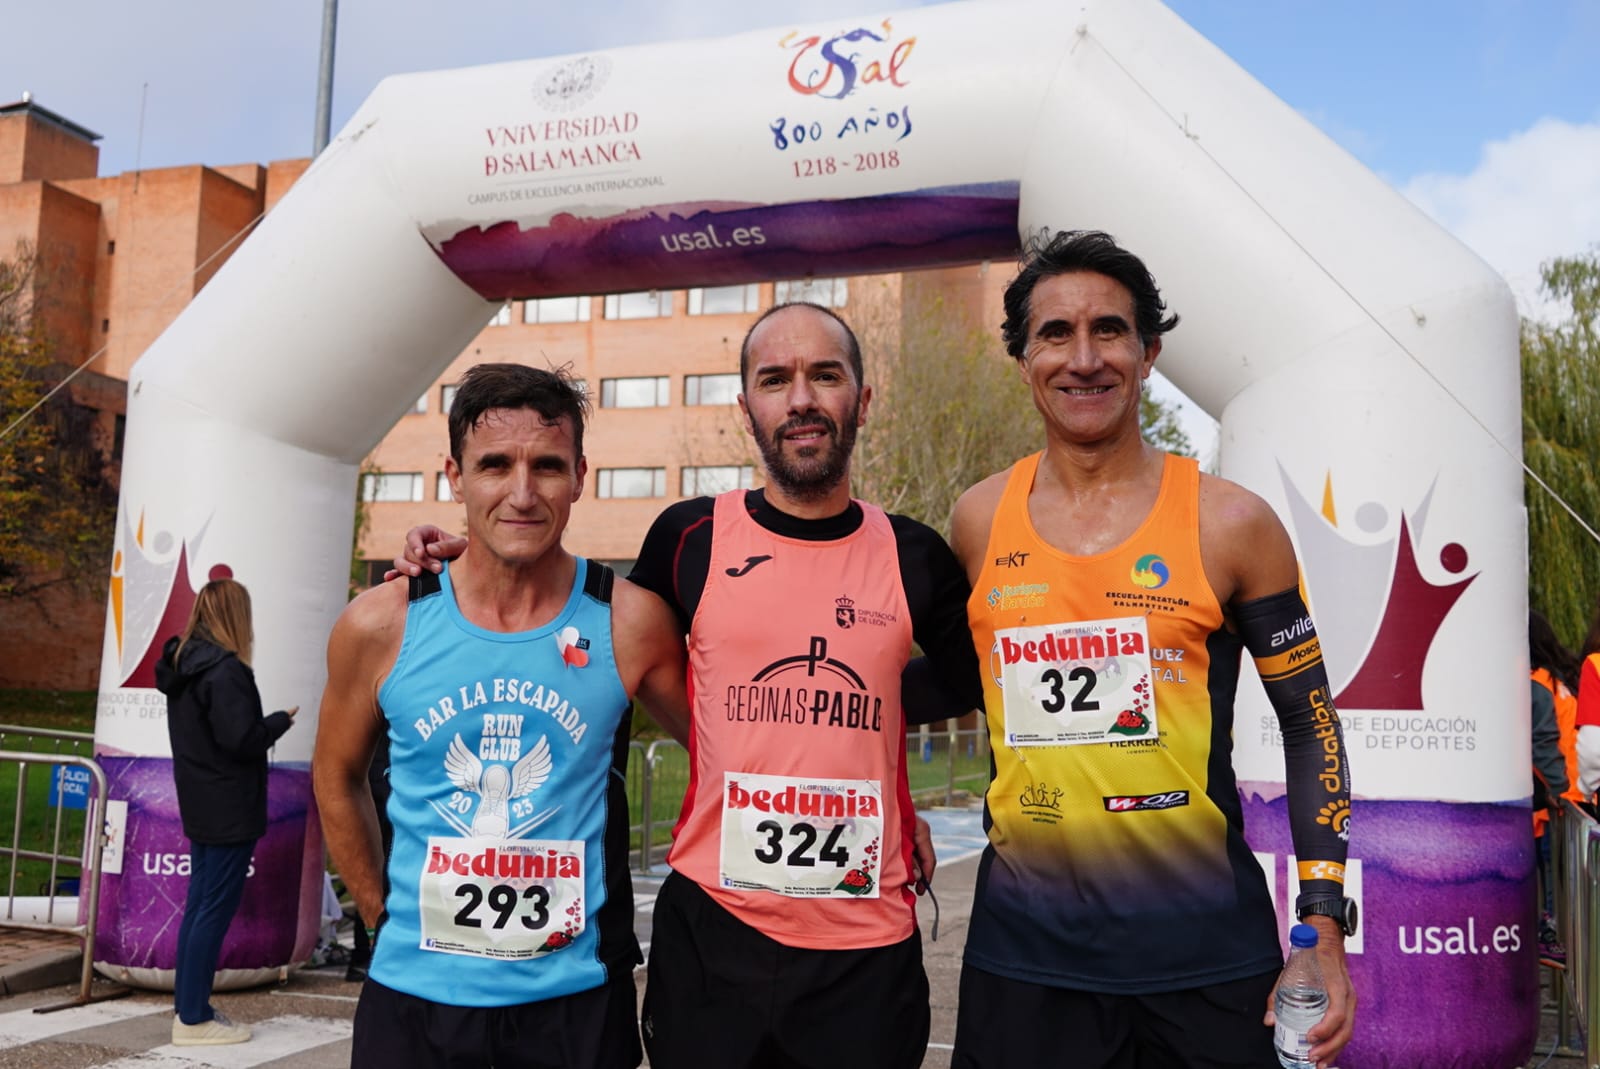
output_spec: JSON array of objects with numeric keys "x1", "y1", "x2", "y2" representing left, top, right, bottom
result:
[{"x1": 1274, "y1": 923, "x2": 1329, "y2": 1069}]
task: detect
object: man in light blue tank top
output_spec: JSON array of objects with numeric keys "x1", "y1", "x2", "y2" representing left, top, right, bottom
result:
[{"x1": 314, "y1": 364, "x2": 689, "y2": 1069}]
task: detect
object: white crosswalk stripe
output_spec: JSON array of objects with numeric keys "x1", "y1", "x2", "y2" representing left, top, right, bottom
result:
[
  {"x1": 91, "y1": 1014, "x2": 352, "y2": 1067},
  {"x1": 0, "y1": 999, "x2": 169, "y2": 1048}
]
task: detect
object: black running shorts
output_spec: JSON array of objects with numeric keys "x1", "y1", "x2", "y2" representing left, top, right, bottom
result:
[
  {"x1": 351, "y1": 972, "x2": 641, "y2": 1069},
  {"x1": 951, "y1": 963, "x2": 1279, "y2": 1069},
  {"x1": 641, "y1": 871, "x2": 930, "y2": 1069}
]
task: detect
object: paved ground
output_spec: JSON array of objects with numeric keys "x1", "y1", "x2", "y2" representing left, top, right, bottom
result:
[{"x1": 0, "y1": 805, "x2": 1582, "y2": 1067}]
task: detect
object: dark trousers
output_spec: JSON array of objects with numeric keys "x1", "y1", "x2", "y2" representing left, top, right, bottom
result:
[{"x1": 174, "y1": 840, "x2": 254, "y2": 1024}]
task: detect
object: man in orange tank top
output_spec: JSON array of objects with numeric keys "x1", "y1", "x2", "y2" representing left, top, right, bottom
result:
[{"x1": 948, "y1": 232, "x2": 1356, "y2": 1069}]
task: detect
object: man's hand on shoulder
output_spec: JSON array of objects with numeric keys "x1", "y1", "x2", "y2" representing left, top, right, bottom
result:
[{"x1": 385, "y1": 524, "x2": 468, "y2": 581}]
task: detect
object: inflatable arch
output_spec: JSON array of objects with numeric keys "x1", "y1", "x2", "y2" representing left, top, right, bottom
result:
[{"x1": 94, "y1": 1, "x2": 1528, "y2": 1064}]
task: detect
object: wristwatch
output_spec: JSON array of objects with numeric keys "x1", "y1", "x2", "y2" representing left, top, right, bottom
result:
[{"x1": 1296, "y1": 895, "x2": 1358, "y2": 937}]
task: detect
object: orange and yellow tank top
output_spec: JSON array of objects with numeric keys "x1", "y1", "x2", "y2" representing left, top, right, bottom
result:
[
  {"x1": 964, "y1": 452, "x2": 1281, "y2": 992},
  {"x1": 668, "y1": 490, "x2": 917, "y2": 949}
]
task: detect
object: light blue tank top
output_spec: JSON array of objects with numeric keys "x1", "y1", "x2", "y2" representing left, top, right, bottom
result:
[{"x1": 370, "y1": 558, "x2": 637, "y2": 1005}]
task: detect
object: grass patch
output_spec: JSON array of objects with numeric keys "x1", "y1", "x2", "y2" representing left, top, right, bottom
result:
[
  {"x1": 0, "y1": 718, "x2": 96, "y2": 898},
  {"x1": 0, "y1": 689, "x2": 97, "y2": 733}
]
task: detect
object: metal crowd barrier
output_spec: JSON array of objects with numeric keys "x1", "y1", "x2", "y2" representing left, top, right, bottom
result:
[
  {"x1": 626, "y1": 724, "x2": 990, "y2": 873},
  {"x1": 1553, "y1": 799, "x2": 1600, "y2": 1064},
  {"x1": 0, "y1": 724, "x2": 126, "y2": 1011}
]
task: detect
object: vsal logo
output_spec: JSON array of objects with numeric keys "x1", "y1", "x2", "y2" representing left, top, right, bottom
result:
[
  {"x1": 726, "y1": 779, "x2": 880, "y2": 818},
  {"x1": 533, "y1": 55, "x2": 611, "y2": 112},
  {"x1": 999, "y1": 627, "x2": 1145, "y2": 665},
  {"x1": 426, "y1": 844, "x2": 581, "y2": 879},
  {"x1": 1103, "y1": 791, "x2": 1189, "y2": 812},
  {"x1": 780, "y1": 21, "x2": 915, "y2": 99}
]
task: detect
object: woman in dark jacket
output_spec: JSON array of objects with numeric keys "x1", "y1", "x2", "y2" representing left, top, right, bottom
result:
[{"x1": 154, "y1": 578, "x2": 295, "y2": 1047}]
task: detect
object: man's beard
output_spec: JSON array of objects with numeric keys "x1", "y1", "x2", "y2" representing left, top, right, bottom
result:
[{"x1": 754, "y1": 407, "x2": 859, "y2": 503}]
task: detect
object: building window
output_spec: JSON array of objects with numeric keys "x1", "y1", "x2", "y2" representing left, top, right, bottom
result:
[
  {"x1": 441, "y1": 384, "x2": 459, "y2": 413},
  {"x1": 600, "y1": 376, "x2": 670, "y2": 409},
  {"x1": 597, "y1": 467, "x2": 666, "y2": 499},
  {"x1": 524, "y1": 296, "x2": 591, "y2": 323},
  {"x1": 489, "y1": 303, "x2": 513, "y2": 326},
  {"x1": 603, "y1": 291, "x2": 672, "y2": 320},
  {"x1": 683, "y1": 373, "x2": 741, "y2": 406},
  {"x1": 774, "y1": 277, "x2": 848, "y2": 308},
  {"x1": 360, "y1": 560, "x2": 390, "y2": 588},
  {"x1": 362, "y1": 472, "x2": 424, "y2": 502},
  {"x1": 410, "y1": 392, "x2": 428, "y2": 415},
  {"x1": 688, "y1": 284, "x2": 760, "y2": 316},
  {"x1": 681, "y1": 465, "x2": 754, "y2": 497},
  {"x1": 436, "y1": 472, "x2": 453, "y2": 501}
]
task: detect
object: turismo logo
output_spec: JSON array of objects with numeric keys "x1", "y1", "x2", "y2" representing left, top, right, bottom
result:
[{"x1": 1103, "y1": 790, "x2": 1188, "y2": 812}]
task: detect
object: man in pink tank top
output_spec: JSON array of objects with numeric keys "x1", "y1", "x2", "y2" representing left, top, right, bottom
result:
[{"x1": 393, "y1": 306, "x2": 983, "y2": 1068}]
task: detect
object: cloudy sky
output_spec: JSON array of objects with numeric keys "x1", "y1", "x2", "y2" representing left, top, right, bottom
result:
[{"x1": 5, "y1": 0, "x2": 1598, "y2": 449}]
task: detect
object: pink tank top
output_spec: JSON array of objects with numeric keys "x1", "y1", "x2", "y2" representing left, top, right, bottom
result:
[{"x1": 667, "y1": 490, "x2": 918, "y2": 949}]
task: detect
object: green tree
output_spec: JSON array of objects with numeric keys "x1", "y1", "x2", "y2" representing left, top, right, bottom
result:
[
  {"x1": 1141, "y1": 387, "x2": 1195, "y2": 459},
  {"x1": 1523, "y1": 250, "x2": 1600, "y2": 647},
  {"x1": 852, "y1": 295, "x2": 1194, "y2": 537},
  {"x1": 0, "y1": 243, "x2": 118, "y2": 602}
]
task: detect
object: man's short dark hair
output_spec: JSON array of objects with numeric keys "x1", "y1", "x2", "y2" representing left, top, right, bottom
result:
[
  {"x1": 447, "y1": 363, "x2": 590, "y2": 463},
  {"x1": 1001, "y1": 230, "x2": 1180, "y2": 358},
  {"x1": 738, "y1": 302, "x2": 863, "y2": 387}
]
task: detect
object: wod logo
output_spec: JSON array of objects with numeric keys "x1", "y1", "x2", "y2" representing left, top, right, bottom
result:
[
  {"x1": 835, "y1": 595, "x2": 856, "y2": 629},
  {"x1": 1103, "y1": 790, "x2": 1189, "y2": 812}
]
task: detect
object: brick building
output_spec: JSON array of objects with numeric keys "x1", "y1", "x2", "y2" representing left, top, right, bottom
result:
[{"x1": 0, "y1": 96, "x2": 1006, "y2": 690}]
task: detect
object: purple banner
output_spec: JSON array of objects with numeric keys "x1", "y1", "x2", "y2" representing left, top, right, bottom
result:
[
  {"x1": 435, "y1": 182, "x2": 1021, "y2": 299},
  {"x1": 93, "y1": 757, "x2": 321, "y2": 978},
  {"x1": 1244, "y1": 792, "x2": 1538, "y2": 1069}
]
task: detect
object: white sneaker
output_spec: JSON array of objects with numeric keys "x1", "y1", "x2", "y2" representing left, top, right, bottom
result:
[{"x1": 172, "y1": 1010, "x2": 252, "y2": 1046}]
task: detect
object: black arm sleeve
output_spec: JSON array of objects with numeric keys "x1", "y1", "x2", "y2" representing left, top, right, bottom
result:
[
  {"x1": 890, "y1": 515, "x2": 984, "y2": 725},
  {"x1": 1234, "y1": 587, "x2": 1351, "y2": 906}
]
